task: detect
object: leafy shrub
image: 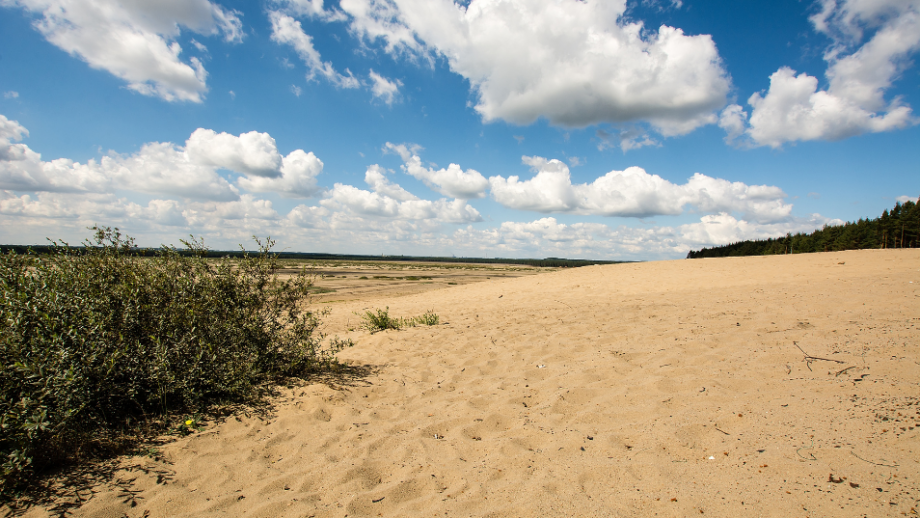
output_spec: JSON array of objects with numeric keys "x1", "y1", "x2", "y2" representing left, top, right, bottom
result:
[
  {"x1": 359, "y1": 307, "x2": 403, "y2": 333},
  {"x1": 0, "y1": 227, "x2": 351, "y2": 495}
]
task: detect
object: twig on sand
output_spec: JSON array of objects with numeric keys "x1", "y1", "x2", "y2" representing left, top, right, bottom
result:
[
  {"x1": 851, "y1": 451, "x2": 899, "y2": 468},
  {"x1": 794, "y1": 341, "x2": 845, "y2": 371},
  {"x1": 714, "y1": 427, "x2": 730, "y2": 435},
  {"x1": 553, "y1": 300, "x2": 573, "y2": 309},
  {"x1": 796, "y1": 439, "x2": 817, "y2": 461},
  {"x1": 835, "y1": 365, "x2": 857, "y2": 377}
]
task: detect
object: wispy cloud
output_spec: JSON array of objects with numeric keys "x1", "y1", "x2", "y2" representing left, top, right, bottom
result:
[
  {"x1": 368, "y1": 70, "x2": 402, "y2": 105},
  {"x1": 269, "y1": 10, "x2": 360, "y2": 88}
]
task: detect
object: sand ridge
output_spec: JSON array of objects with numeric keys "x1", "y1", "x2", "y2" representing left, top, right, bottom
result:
[{"x1": 9, "y1": 249, "x2": 920, "y2": 517}]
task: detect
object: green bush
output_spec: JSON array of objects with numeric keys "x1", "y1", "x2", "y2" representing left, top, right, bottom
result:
[
  {"x1": 359, "y1": 307, "x2": 403, "y2": 333},
  {"x1": 0, "y1": 227, "x2": 351, "y2": 495}
]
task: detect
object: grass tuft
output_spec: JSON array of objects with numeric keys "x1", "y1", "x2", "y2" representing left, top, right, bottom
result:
[
  {"x1": 358, "y1": 307, "x2": 403, "y2": 333},
  {"x1": 413, "y1": 310, "x2": 440, "y2": 326},
  {"x1": 357, "y1": 307, "x2": 440, "y2": 333}
]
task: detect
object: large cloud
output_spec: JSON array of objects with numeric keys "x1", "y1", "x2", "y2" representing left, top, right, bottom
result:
[
  {"x1": 488, "y1": 156, "x2": 793, "y2": 222},
  {"x1": 725, "y1": 0, "x2": 920, "y2": 147},
  {"x1": 3, "y1": 0, "x2": 243, "y2": 102},
  {"x1": 339, "y1": 0, "x2": 731, "y2": 134},
  {"x1": 0, "y1": 115, "x2": 322, "y2": 199}
]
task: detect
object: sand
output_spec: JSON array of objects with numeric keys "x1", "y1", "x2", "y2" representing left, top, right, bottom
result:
[
  {"x1": 287, "y1": 260, "x2": 551, "y2": 305},
  {"x1": 9, "y1": 249, "x2": 920, "y2": 517}
]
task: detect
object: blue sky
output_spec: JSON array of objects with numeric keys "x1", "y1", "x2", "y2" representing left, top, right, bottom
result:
[{"x1": 1, "y1": 0, "x2": 918, "y2": 260}]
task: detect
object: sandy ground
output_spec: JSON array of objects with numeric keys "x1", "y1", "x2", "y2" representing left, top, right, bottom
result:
[
  {"x1": 282, "y1": 260, "x2": 550, "y2": 305},
  {"x1": 8, "y1": 249, "x2": 920, "y2": 518}
]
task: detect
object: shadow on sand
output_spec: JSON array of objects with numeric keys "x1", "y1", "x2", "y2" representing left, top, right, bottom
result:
[{"x1": 2, "y1": 362, "x2": 380, "y2": 517}]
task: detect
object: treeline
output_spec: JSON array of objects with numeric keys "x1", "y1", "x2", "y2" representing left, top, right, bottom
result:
[
  {"x1": 0, "y1": 245, "x2": 624, "y2": 269},
  {"x1": 687, "y1": 197, "x2": 920, "y2": 259}
]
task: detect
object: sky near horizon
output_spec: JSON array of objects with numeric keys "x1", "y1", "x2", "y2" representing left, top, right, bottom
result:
[{"x1": 1, "y1": 0, "x2": 918, "y2": 260}]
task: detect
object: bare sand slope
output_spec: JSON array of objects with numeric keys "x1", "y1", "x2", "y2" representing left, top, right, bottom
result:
[{"x1": 17, "y1": 249, "x2": 920, "y2": 518}]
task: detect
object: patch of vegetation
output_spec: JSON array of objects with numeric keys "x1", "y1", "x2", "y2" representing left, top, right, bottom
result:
[
  {"x1": 357, "y1": 308, "x2": 440, "y2": 333},
  {"x1": 413, "y1": 310, "x2": 440, "y2": 326},
  {"x1": 358, "y1": 307, "x2": 403, "y2": 333},
  {"x1": 0, "y1": 228, "x2": 352, "y2": 497},
  {"x1": 307, "y1": 286, "x2": 337, "y2": 294},
  {"x1": 358, "y1": 276, "x2": 368, "y2": 279}
]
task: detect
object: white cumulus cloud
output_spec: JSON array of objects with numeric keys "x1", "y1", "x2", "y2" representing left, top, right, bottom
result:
[
  {"x1": 729, "y1": 0, "x2": 920, "y2": 147},
  {"x1": 488, "y1": 155, "x2": 793, "y2": 222},
  {"x1": 237, "y1": 149, "x2": 325, "y2": 198},
  {"x1": 4, "y1": 0, "x2": 243, "y2": 102},
  {"x1": 364, "y1": 164, "x2": 417, "y2": 201},
  {"x1": 0, "y1": 190, "x2": 191, "y2": 227},
  {"x1": 322, "y1": 169, "x2": 482, "y2": 223},
  {"x1": 186, "y1": 129, "x2": 284, "y2": 178},
  {"x1": 339, "y1": 0, "x2": 730, "y2": 135},
  {"x1": 0, "y1": 114, "x2": 323, "y2": 199},
  {"x1": 384, "y1": 142, "x2": 489, "y2": 199},
  {"x1": 679, "y1": 212, "x2": 843, "y2": 246}
]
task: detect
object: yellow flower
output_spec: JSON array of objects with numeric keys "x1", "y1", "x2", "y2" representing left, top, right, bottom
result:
[{"x1": 185, "y1": 419, "x2": 194, "y2": 427}]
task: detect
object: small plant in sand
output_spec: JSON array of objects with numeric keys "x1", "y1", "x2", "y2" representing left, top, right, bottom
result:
[
  {"x1": 0, "y1": 227, "x2": 352, "y2": 497},
  {"x1": 359, "y1": 307, "x2": 403, "y2": 332},
  {"x1": 413, "y1": 310, "x2": 440, "y2": 326},
  {"x1": 358, "y1": 308, "x2": 440, "y2": 333}
]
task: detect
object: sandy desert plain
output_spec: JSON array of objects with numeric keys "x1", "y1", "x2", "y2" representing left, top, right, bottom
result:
[{"x1": 7, "y1": 249, "x2": 920, "y2": 518}]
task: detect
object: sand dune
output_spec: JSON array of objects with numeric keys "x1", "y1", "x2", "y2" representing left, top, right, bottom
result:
[{"x1": 12, "y1": 249, "x2": 920, "y2": 517}]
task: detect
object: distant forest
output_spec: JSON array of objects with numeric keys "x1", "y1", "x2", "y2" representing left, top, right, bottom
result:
[
  {"x1": 687, "y1": 197, "x2": 920, "y2": 259},
  {"x1": 0, "y1": 243, "x2": 625, "y2": 269}
]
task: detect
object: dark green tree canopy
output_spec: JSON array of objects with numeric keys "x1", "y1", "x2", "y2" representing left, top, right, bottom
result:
[{"x1": 687, "y1": 198, "x2": 920, "y2": 259}]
